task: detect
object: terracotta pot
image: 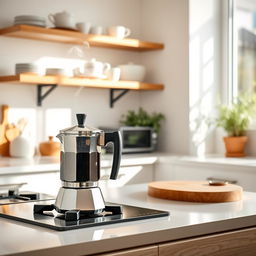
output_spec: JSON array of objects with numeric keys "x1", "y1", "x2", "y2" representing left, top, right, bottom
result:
[
  {"x1": 223, "y1": 136, "x2": 248, "y2": 157},
  {"x1": 39, "y1": 136, "x2": 60, "y2": 156}
]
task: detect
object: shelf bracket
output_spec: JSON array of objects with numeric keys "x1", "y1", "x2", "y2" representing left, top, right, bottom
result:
[
  {"x1": 110, "y1": 89, "x2": 130, "y2": 108},
  {"x1": 37, "y1": 84, "x2": 57, "y2": 106}
]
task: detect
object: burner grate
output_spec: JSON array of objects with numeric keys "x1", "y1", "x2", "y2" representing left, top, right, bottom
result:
[
  {"x1": 0, "y1": 191, "x2": 40, "y2": 201},
  {"x1": 0, "y1": 199, "x2": 169, "y2": 231},
  {"x1": 34, "y1": 204, "x2": 123, "y2": 221}
]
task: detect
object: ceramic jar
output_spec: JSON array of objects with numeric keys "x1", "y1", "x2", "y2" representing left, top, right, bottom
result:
[
  {"x1": 10, "y1": 134, "x2": 35, "y2": 158},
  {"x1": 39, "y1": 136, "x2": 60, "y2": 156}
]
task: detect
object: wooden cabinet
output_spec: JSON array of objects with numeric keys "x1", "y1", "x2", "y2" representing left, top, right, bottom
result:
[
  {"x1": 95, "y1": 245, "x2": 158, "y2": 256},
  {"x1": 93, "y1": 227, "x2": 256, "y2": 256},
  {"x1": 159, "y1": 227, "x2": 256, "y2": 256}
]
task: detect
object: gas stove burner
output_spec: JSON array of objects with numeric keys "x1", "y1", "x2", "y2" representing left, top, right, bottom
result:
[
  {"x1": 1, "y1": 191, "x2": 40, "y2": 201},
  {"x1": 0, "y1": 199, "x2": 169, "y2": 231},
  {"x1": 0, "y1": 190, "x2": 55, "y2": 205},
  {"x1": 0, "y1": 183, "x2": 44, "y2": 204},
  {"x1": 34, "y1": 203, "x2": 122, "y2": 221}
]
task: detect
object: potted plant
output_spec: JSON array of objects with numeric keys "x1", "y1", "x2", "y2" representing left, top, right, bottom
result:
[
  {"x1": 215, "y1": 94, "x2": 256, "y2": 157},
  {"x1": 120, "y1": 108, "x2": 165, "y2": 149}
]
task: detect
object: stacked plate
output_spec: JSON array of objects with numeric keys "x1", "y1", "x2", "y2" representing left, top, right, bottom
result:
[
  {"x1": 14, "y1": 15, "x2": 46, "y2": 27},
  {"x1": 45, "y1": 68, "x2": 67, "y2": 76},
  {"x1": 15, "y1": 63, "x2": 39, "y2": 75}
]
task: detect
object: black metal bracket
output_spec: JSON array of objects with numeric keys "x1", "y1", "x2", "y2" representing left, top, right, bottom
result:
[
  {"x1": 110, "y1": 89, "x2": 130, "y2": 108},
  {"x1": 37, "y1": 84, "x2": 57, "y2": 106}
]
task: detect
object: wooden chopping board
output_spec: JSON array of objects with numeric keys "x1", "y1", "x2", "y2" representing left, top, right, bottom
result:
[
  {"x1": 0, "y1": 105, "x2": 10, "y2": 156},
  {"x1": 5, "y1": 123, "x2": 20, "y2": 142},
  {"x1": 0, "y1": 105, "x2": 20, "y2": 156},
  {"x1": 148, "y1": 181, "x2": 243, "y2": 203}
]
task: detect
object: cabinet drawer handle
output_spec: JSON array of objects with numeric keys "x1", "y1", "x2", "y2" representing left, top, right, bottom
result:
[{"x1": 207, "y1": 177, "x2": 237, "y2": 185}]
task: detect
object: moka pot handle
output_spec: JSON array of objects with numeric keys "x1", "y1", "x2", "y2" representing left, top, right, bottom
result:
[{"x1": 104, "y1": 131, "x2": 122, "y2": 179}]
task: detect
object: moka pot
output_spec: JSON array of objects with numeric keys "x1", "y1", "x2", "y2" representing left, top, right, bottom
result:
[{"x1": 54, "y1": 113, "x2": 122, "y2": 214}]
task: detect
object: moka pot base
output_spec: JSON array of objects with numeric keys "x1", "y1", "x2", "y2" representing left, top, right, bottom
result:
[{"x1": 54, "y1": 183, "x2": 105, "y2": 214}]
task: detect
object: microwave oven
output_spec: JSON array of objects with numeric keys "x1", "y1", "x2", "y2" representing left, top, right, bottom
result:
[
  {"x1": 100, "y1": 126, "x2": 156, "y2": 154},
  {"x1": 119, "y1": 126, "x2": 156, "y2": 153}
]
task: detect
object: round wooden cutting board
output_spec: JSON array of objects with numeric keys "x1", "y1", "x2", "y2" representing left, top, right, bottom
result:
[{"x1": 148, "y1": 181, "x2": 243, "y2": 203}]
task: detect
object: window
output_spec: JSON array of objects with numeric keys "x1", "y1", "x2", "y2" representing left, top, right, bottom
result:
[{"x1": 232, "y1": 0, "x2": 256, "y2": 98}]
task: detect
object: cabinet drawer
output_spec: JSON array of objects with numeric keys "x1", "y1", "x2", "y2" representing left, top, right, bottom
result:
[
  {"x1": 159, "y1": 227, "x2": 256, "y2": 256},
  {"x1": 95, "y1": 245, "x2": 158, "y2": 256}
]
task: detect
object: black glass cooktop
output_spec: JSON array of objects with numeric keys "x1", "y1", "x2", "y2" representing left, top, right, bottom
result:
[{"x1": 0, "y1": 200, "x2": 169, "y2": 231}]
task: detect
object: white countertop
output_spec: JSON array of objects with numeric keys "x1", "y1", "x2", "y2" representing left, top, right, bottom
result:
[
  {"x1": 158, "y1": 154, "x2": 256, "y2": 168},
  {"x1": 1, "y1": 184, "x2": 256, "y2": 256},
  {"x1": 1, "y1": 153, "x2": 256, "y2": 176}
]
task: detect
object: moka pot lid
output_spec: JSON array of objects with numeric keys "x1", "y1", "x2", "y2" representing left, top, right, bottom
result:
[{"x1": 59, "y1": 114, "x2": 102, "y2": 136}]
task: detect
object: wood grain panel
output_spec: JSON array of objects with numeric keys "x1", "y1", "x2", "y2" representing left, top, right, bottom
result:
[
  {"x1": 0, "y1": 74, "x2": 164, "y2": 91},
  {"x1": 94, "y1": 245, "x2": 158, "y2": 256},
  {"x1": 159, "y1": 227, "x2": 256, "y2": 256},
  {"x1": 148, "y1": 181, "x2": 243, "y2": 203},
  {"x1": 0, "y1": 25, "x2": 164, "y2": 51}
]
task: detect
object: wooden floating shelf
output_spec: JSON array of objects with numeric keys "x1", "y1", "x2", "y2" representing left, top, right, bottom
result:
[
  {"x1": 0, "y1": 74, "x2": 164, "y2": 91},
  {"x1": 0, "y1": 25, "x2": 164, "y2": 51}
]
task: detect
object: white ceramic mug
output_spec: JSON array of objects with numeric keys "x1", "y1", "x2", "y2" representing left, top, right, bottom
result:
[
  {"x1": 84, "y1": 59, "x2": 111, "y2": 78},
  {"x1": 106, "y1": 67, "x2": 121, "y2": 81},
  {"x1": 118, "y1": 63, "x2": 146, "y2": 81},
  {"x1": 90, "y1": 26, "x2": 104, "y2": 35},
  {"x1": 107, "y1": 26, "x2": 131, "y2": 39},
  {"x1": 76, "y1": 22, "x2": 91, "y2": 34},
  {"x1": 48, "y1": 11, "x2": 75, "y2": 28}
]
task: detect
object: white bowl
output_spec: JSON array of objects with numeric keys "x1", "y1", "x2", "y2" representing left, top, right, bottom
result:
[{"x1": 118, "y1": 63, "x2": 146, "y2": 81}]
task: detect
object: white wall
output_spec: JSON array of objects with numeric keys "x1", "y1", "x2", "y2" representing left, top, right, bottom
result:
[
  {"x1": 140, "y1": 0, "x2": 190, "y2": 154},
  {"x1": 0, "y1": 0, "x2": 143, "y2": 143},
  {"x1": 0, "y1": 0, "x2": 190, "y2": 154}
]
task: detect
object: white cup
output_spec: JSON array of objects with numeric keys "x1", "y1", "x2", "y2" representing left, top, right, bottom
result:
[
  {"x1": 76, "y1": 22, "x2": 91, "y2": 34},
  {"x1": 107, "y1": 67, "x2": 121, "y2": 81},
  {"x1": 107, "y1": 26, "x2": 131, "y2": 39},
  {"x1": 48, "y1": 11, "x2": 75, "y2": 28},
  {"x1": 90, "y1": 26, "x2": 104, "y2": 35},
  {"x1": 83, "y1": 59, "x2": 111, "y2": 78}
]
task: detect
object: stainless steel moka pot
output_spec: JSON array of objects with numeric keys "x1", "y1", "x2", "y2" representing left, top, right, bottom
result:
[{"x1": 54, "y1": 113, "x2": 122, "y2": 214}]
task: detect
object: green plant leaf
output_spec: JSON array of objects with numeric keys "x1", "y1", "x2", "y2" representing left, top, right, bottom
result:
[
  {"x1": 120, "y1": 107, "x2": 165, "y2": 134},
  {"x1": 214, "y1": 93, "x2": 256, "y2": 136}
]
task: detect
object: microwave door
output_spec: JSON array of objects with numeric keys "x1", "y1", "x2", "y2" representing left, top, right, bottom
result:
[{"x1": 121, "y1": 128, "x2": 154, "y2": 153}]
